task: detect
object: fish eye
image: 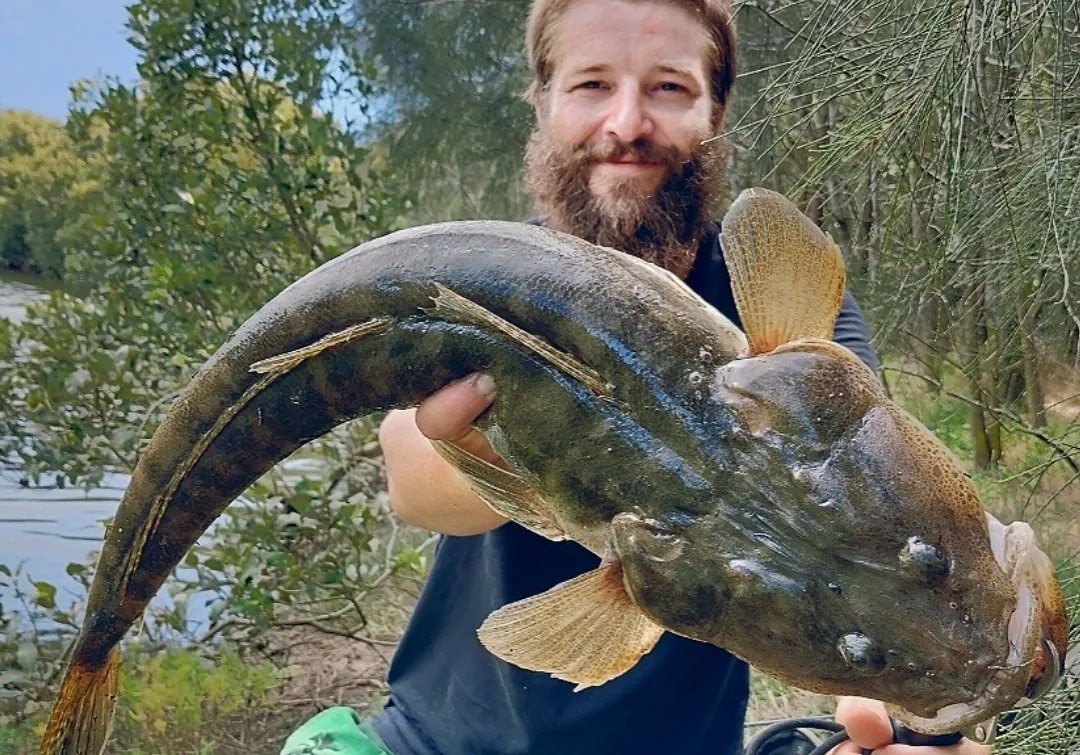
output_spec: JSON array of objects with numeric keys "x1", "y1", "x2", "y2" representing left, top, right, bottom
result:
[{"x1": 1021, "y1": 636, "x2": 1062, "y2": 703}]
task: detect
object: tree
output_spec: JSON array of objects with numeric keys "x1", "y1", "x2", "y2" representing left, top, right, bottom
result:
[
  {"x1": 0, "y1": 0, "x2": 406, "y2": 487},
  {"x1": 0, "y1": 110, "x2": 94, "y2": 278},
  {"x1": 731, "y1": 0, "x2": 1080, "y2": 471},
  {"x1": 351, "y1": 0, "x2": 537, "y2": 222},
  {"x1": 0, "y1": 4, "x2": 426, "y2": 712}
]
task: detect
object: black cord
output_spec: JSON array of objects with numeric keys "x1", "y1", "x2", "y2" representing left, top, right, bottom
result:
[
  {"x1": 744, "y1": 716, "x2": 966, "y2": 755},
  {"x1": 743, "y1": 716, "x2": 866, "y2": 755}
]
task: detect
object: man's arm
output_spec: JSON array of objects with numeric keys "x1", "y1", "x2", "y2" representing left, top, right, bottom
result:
[{"x1": 379, "y1": 373, "x2": 508, "y2": 536}]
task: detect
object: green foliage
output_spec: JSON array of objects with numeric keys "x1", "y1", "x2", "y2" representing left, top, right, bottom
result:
[
  {"x1": 0, "y1": 648, "x2": 282, "y2": 755},
  {"x1": 0, "y1": 291, "x2": 197, "y2": 487},
  {"x1": 0, "y1": 564, "x2": 81, "y2": 753},
  {"x1": 733, "y1": 0, "x2": 1080, "y2": 468},
  {"x1": 174, "y1": 419, "x2": 432, "y2": 642},
  {"x1": 0, "y1": 422, "x2": 423, "y2": 749},
  {"x1": 110, "y1": 648, "x2": 280, "y2": 755},
  {"x1": 0, "y1": 3, "x2": 426, "y2": 747},
  {"x1": 889, "y1": 364, "x2": 1080, "y2": 568},
  {"x1": 0, "y1": 717, "x2": 39, "y2": 755},
  {"x1": 0, "y1": 110, "x2": 95, "y2": 278},
  {"x1": 355, "y1": 0, "x2": 535, "y2": 222},
  {"x1": 0, "y1": 0, "x2": 407, "y2": 489}
]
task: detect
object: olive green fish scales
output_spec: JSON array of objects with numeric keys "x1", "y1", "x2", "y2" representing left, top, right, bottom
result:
[
  {"x1": 38, "y1": 220, "x2": 750, "y2": 754},
  {"x1": 40, "y1": 190, "x2": 1068, "y2": 753}
]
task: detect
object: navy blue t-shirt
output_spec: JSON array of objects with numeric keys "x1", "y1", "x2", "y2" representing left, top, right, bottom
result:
[{"x1": 370, "y1": 221, "x2": 879, "y2": 755}]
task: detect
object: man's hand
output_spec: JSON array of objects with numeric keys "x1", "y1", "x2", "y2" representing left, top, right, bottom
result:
[
  {"x1": 379, "y1": 373, "x2": 509, "y2": 535},
  {"x1": 832, "y1": 697, "x2": 992, "y2": 755},
  {"x1": 413, "y1": 373, "x2": 504, "y2": 466}
]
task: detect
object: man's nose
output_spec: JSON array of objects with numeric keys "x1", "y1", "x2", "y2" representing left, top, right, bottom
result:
[{"x1": 604, "y1": 86, "x2": 654, "y2": 143}]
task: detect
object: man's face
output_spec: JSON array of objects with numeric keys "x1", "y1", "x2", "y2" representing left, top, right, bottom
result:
[
  {"x1": 526, "y1": 0, "x2": 725, "y2": 277},
  {"x1": 543, "y1": 0, "x2": 714, "y2": 200}
]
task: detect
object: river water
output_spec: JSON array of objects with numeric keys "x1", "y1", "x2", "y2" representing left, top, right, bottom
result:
[{"x1": 0, "y1": 274, "x2": 211, "y2": 634}]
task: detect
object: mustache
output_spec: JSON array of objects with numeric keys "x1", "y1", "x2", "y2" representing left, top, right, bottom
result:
[{"x1": 579, "y1": 137, "x2": 684, "y2": 169}]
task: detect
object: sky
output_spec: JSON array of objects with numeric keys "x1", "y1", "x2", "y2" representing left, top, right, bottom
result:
[
  {"x1": 0, "y1": 0, "x2": 375, "y2": 129},
  {"x1": 0, "y1": 0, "x2": 139, "y2": 121}
]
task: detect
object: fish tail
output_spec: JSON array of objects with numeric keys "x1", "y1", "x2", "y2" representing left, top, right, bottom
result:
[{"x1": 38, "y1": 644, "x2": 121, "y2": 755}]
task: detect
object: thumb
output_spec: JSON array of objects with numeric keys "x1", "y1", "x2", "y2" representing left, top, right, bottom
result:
[
  {"x1": 834, "y1": 697, "x2": 894, "y2": 752},
  {"x1": 415, "y1": 373, "x2": 500, "y2": 462}
]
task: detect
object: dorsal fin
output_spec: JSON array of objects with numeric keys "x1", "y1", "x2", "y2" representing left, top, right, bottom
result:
[{"x1": 719, "y1": 188, "x2": 846, "y2": 355}]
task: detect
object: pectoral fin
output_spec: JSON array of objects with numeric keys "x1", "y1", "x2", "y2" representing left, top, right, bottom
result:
[
  {"x1": 430, "y1": 438, "x2": 565, "y2": 541},
  {"x1": 719, "y1": 188, "x2": 846, "y2": 355},
  {"x1": 477, "y1": 562, "x2": 665, "y2": 690}
]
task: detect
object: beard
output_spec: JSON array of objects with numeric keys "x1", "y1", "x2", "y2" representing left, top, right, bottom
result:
[{"x1": 524, "y1": 126, "x2": 727, "y2": 279}]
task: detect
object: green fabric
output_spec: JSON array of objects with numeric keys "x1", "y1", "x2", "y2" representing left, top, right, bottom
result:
[{"x1": 280, "y1": 707, "x2": 392, "y2": 755}]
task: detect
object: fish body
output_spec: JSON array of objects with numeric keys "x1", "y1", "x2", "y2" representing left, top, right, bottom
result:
[{"x1": 40, "y1": 189, "x2": 1067, "y2": 754}]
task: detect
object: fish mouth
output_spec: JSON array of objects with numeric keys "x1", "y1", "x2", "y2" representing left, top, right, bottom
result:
[
  {"x1": 885, "y1": 633, "x2": 1061, "y2": 737},
  {"x1": 886, "y1": 514, "x2": 1066, "y2": 736}
]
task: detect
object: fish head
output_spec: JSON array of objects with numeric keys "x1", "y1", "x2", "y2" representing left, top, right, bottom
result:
[
  {"x1": 613, "y1": 338, "x2": 1069, "y2": 735},
  {"x1": 889, "y1": 512, "x2": 1068, "y2": 734}
]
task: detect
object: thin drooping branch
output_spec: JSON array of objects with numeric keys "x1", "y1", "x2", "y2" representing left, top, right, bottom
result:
[{"x1": 883, "y1": 367, "x2": 1080, "y2": 474}]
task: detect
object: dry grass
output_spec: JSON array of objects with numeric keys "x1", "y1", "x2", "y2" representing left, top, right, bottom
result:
[{"x1": 256, "y1": 625, "x2": 397, "y2": 723}]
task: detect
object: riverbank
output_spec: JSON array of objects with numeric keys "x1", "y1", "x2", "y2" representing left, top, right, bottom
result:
[
  {"x1": 1, "y1": 272, "x2": 121, "y2": 632},
  {"x1": 0, "y1": 272, "x2": 53, "y2": 325}
]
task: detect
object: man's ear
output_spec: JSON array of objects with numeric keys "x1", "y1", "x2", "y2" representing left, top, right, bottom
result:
[
  {"x1": 526, "y1": 82, "x2": 548, "y2": 126},
  {"x1": 710, "y1": 102, "x2": 728, "y2": 134}
]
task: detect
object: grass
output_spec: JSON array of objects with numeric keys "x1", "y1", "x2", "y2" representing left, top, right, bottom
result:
[
  {"x1": 886, "y1": 359, "x2": 1080, "y2": 565},
  {"x1": 1, "y1": 648, "x2": 289, "y2": 755}
]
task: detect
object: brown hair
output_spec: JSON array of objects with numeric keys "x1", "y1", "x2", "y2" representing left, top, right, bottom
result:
[{"x1": 525, "y1": 0, "x2": 738, "y2": 122}]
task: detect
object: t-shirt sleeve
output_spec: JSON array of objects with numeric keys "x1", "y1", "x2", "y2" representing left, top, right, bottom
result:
[{"x1": 833, "y1": 289, "x2": 880, "y2": 376}]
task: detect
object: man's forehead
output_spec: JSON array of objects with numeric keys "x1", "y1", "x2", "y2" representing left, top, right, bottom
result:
[
  {"x1": 549, "y1": 1, "x2": 712, "y2": 76},
  {"x1": 562, "y1": 60, "x2": 703, "y2": 77}
]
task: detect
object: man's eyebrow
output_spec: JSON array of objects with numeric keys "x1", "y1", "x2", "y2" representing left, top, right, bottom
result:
[
  {"x1": 655, "y1": 64, "x2": 698, "y2": 78},
  {"x1": 567, "y1": 63, "x2": 612, "y2": 76}
]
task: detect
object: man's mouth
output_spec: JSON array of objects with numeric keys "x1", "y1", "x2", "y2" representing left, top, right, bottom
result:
[{"x1": 604, "y1": 158, "x2": 661, "y2": 168}]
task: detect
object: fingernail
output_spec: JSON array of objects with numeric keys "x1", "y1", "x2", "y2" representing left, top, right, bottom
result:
[{"x1": 471, "y1": 372, "x2": 497, "y2": 398}]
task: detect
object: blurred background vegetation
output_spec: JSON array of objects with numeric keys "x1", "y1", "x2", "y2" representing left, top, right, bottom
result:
[{"x1": 0, "y1": 0, "x2": 1077, "y2": 752}]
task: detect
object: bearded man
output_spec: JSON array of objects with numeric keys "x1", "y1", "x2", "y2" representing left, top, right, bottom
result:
[{"x1": 280, "y1": 1, "x2": 990, "y2": 754}]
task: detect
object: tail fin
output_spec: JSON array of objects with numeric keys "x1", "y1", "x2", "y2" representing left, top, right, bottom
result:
[{"x1": 38, "y1": 644, "x2": 121, "y2": 755}]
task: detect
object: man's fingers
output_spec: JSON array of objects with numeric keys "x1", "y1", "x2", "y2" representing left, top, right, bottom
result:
[
  {"x1": 413, "y1": 373, "x2": 505, "y2": 466},
  {"x1": 828, "y1": 742, "x2": 867, "y2": 755},
  {"x1": 415, "y1": 373, "x2": 498, "y2": 442},
  {"x1": 834, "y1": 697, "x2": 894, "y2": 751},
  {"x1": 872, "y1": 744, "x2": 990, "y2": 755},
  {"x1": 830, "y1": 698, "x2": 991, "y2": 755}
]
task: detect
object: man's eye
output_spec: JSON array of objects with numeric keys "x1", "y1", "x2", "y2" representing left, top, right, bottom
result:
[
  {"x1": 577, "y1": 81, "x2": 604, "y2": 90},
  {"x1": 658, "y1": 82, "x2": 686, "y2": 93}
]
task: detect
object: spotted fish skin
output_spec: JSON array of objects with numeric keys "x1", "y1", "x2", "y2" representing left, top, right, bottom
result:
[
  {"x1": 38, "y1": 217, "x2": 753, "y2": 754},
  {"x1": 85, "y1": 218, "x2": 751, "y2": 644},
  {"x1": 39, "y1": 191, "x2": 1067, "y2": 754}
]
